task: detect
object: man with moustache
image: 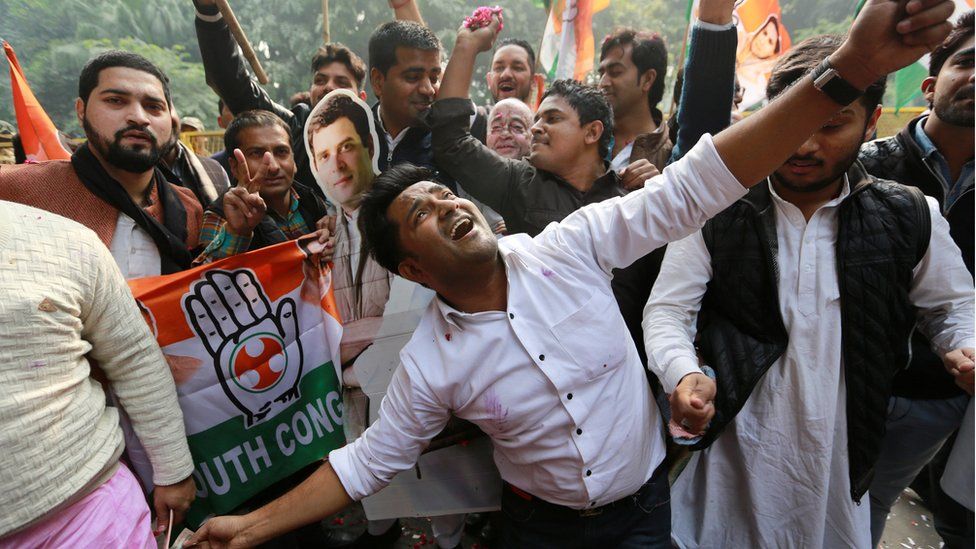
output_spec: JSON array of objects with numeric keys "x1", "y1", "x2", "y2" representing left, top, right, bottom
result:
[
  {"x1": 486, "y1": 98, "x2": 533, "y2": 160},
  {"x1": 187, "y1": 2, "x2": 961, "y2": 547},
  {"x1": 486, "y1": 38, "x2": 537, "y2": 106},
  {"x1": 0, "y1": 50, "x2": 202, "y2": 278},
  {"x1": 194, "y1": 110, "x2": 330, "y2": 264},
  {"x1": 860, "y1": 12, "x2": 974, "y2": 547},
  {"x1": 0, "y1": 49, "x2": 200, "y2": 538},
  {"x1": 193, "y1": 0, "x2": 368, "y2": 191},
  {"x1": 644, "y1": 34, "x2": 975, "y2": 548}
]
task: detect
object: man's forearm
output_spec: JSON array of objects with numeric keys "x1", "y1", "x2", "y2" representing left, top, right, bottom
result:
[
  {"x1": 239, "y1": 463, "x2": 353, "y2": 546},
  {"x1": 391, "y1": 0, "x2": 424, "y2": 24},
  {"x1": 712, "y1": 48, "x2": 880, "y2": 188},
  {"x1": 439, "y1": 41, "x2": 479, "y2": 100}
]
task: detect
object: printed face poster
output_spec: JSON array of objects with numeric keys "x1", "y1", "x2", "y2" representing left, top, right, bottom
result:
[{"x1": 305, "y1": 90, "x2": 502, "y2": 519}]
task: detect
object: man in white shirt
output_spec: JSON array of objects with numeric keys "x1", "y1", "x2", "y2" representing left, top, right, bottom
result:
[
  {"x1": 188, "y1": 2, "x2": 959, "y2": 547},
  {"x1": 643, "y1": 34, "x2": 975, "y2": 549}
]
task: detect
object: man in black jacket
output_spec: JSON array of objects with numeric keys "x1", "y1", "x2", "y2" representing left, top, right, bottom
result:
[
  {"x1": 193, "y1": 0, "x2": 367, "y2": 193},
  {"x1": 644, "y1": 33, "x2": 974, "y2": 548},
  {"x1": 860, "y1": 11, "x2": 974, "y2": 547}
]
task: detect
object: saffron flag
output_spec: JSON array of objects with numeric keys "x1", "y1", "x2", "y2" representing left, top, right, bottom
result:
[
  {"x1": 2, "y1": 41, "x2": 71, "y2": 161},
  {"x1": 854, "y1": 0, "x2": 974, "y2": 110},
  {"x1": 128, "y1": 239, "x2": 344, "y2": 527},
  {"x1": 539, "y1": 0, "x2": 610, "y2": 81}
]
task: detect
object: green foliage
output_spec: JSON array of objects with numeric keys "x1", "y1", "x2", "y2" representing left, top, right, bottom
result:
[{"x1": 0, "y1": 0, "x2": 874, "y2": 136}]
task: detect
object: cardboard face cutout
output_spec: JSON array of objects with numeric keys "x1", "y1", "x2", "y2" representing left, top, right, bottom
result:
[{"x1": 304, "y1": 89, "x2": 381, "y2": 211}]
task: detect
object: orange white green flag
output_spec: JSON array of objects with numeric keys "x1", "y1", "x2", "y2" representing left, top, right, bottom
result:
[
  {"x1": 539, "y1": 0, "x2": 610, "y2": 81},
  {"x1": 128, "y1": 238, "x2": 344, "y2": 527},
  {"x1": 2, "y1": 41, "x2": 71, "y2": 161}
]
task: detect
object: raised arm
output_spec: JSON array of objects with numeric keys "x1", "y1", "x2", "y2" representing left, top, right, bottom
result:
[
  {"x1": 431, "y1": 16, "x2": 534, "y2": 218},
  {"x1": 390, "y1": 0, "x2": 424, "y2": 25},
  {"x1": 712, "y1": 0, "x2": 956, "y2": 187},
  {"x1": 192, "y1": 0, "x2": 295, "y2": 123},
  {"x1": 669, "y1": 0, "x2": 737, "y2": 163}
]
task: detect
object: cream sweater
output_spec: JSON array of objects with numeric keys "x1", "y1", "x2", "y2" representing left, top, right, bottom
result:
[{"x1": 0, "y1": 201, "x2": 194, "y2": 536}]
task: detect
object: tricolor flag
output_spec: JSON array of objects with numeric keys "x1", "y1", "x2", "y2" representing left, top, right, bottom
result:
[
  {"x1": 128, "y1": 239, "x2": 344, "y2": 527},
  {"x1": 539, "y1": 0, "x2": 610, "y2": 81},
  {"x1": 3, "y1": 41, "x2": 71, "y2": 161},
  {"x1": 854, "y1": 0, "x2": 974, "y2": 110}
]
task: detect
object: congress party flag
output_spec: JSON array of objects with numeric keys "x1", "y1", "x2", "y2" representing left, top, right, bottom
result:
[
  {"x1": 128, "y1": 238, "x2": 344, "y2": 527},
  {"x1": 539, "y1": 0, "x2": 610, "y2": 81},
  {"x1": 854, "y1": 0, "x2": 974, "y2": 110},
  {"x1": 2, "y1": 41, "x2": 71, "y2": 161}
]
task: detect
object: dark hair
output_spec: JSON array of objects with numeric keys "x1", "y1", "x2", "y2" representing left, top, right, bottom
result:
[
  {"x1": 766, "y1": 35, "x2": 886, "y2": 113},
  {"x1": 218, "y1": 98, "x2": 225, "y2": 114},
  {"x1": 358, "y1": 163, "x2": 434, "y2": 273},
  {"x1": 494, "y1": 38, "x2": 536, "y2": 72},
  {"x1": 541, "y1": 79, "x2": 614, "y2": 158},
  {"x1": 78, "y1": 50, "x2": 171, "y2": 106},
  {"x1": 307, "y1": 94, "x2": 374, "y2": 152},
  {"x1": 290, "y1": 91, "x2": 312, "y2": 107},
  {"x1": 223, "y1": 110, "x2": 292, "y2": 154},
  {"x1": 368, "y1": 20, "x2": 441, "y2": 75},
  {"x1": 312, "y1": 42, "x2": 367, "y2": 87},
  {"x1": 600, "y1": 28, "x2": 668, "y2": 111},
  {"x1": 929, "y1": 11, "x2": 974, "y2": 77}
]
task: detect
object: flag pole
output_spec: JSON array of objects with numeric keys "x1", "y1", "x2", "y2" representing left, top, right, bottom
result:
[
  {"x1": 321, "y1": 0, "x2": 330, "y2": 44},
  {"x1": 214, "y1": 0, "x2": 270, "y2": 85}
]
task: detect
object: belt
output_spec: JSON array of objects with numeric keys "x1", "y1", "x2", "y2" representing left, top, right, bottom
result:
[{"x1": 502, "y1": 460, "x2": 666, "y2": 519}]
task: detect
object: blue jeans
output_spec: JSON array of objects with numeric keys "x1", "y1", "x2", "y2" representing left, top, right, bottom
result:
[
  {"x1": 869, "y1": 394, "x2": 970, "y2": 547},
  {"x1": 499, "y1": 463, "x2": 671, "y2": 548}
]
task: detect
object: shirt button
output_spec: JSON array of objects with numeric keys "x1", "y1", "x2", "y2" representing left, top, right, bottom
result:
[
  {"x1": 590, "y1": 501, "x2": 597, "y2": 507},
  {"x1": 539, "y1": 354, "x2": 545, "y2": 361},
  {"x1": 509, "y1": 313, "x2": 514, "y2": 319},
  {"x1": 576, "y1": 428, "x2": 583, "y2": 435},
  {"x1": 567, "y1": 393, "x2": 573, "y2": 400},
  {"x1": 586, "y1": 469, "x2": 592, "y2": 477}
]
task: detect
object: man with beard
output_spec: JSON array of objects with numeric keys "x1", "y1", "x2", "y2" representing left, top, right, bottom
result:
[
  {"x1": 643, "y1": 34, "x2": 975, "y2": 548},
  {"x1": 860, "y1": 11, "x2": 974, "y2": 547},
  {"x1": 0, "y1": 49, "x2": 201, "y2": 538},
  {"x1": 187, "y1": 2, "x2": 961, "y2": 547},
  {"x1": 0, "y1": 50, "x2": 202, "y2": 278},
  {"x1": 486, "y1": 38, "x2": 537, "y2": 107}
]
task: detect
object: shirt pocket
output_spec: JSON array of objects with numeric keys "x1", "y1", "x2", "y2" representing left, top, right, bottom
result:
[{"x1": 549, "y1": 290, "x2": 629, "y2": 381}]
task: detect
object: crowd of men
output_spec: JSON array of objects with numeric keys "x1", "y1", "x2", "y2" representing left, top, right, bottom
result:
[{"x1": 0, "y1": 0, "x2": 972, "y2": 547}]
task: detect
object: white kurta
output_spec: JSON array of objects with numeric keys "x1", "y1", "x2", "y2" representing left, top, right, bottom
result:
[{"x1": 644, "y1": 178, "x2": 975, "y2": 548}]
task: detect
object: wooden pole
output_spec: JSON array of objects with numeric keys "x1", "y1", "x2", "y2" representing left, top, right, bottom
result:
[
  {"x1": 322, "y1": 0, "x2": 330, "y2": 43},
  {"x1": 214, "y1": 0, "x2": 269, "y2": 84}
]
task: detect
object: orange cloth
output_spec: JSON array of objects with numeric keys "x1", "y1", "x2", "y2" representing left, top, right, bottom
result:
[{"x1": 0, "y1": 160, "x2": 202, "y2": 249}]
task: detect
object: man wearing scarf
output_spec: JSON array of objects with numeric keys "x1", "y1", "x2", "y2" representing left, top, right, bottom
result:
[{"x1": 0, "y1": 50, "x2": 202, "y2": 277}]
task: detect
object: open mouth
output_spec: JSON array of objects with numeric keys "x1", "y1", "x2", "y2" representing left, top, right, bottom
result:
[
  {"x1": 498, "y1": 82, "x2": 516, "y2": 93},
  {"x1": 450, "y1": 217, "x2": 474, "y2": 241}
]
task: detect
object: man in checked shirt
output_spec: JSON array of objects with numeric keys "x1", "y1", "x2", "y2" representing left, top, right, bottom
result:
[{"x1": 189, "y1": 1, "x2": 959, "y2": 547}]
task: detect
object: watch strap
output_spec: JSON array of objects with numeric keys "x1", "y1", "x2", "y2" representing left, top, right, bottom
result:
[{"x1": 811, "y1": 58, "x2": 863, "y2": 106}]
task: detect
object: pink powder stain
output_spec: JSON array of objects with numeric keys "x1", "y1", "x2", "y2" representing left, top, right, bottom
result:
[
  {"x1": 483, "y1": 389, "x2": 509, "y2": 431},
  {"x1": 445, "y1": 332, "x2": 452, "y2": 341},
  {"x1": 541, "y1": 268, "x2": 554, "y2": 278}
]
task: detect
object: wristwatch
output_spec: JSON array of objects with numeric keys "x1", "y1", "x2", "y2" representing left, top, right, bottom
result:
[{"x1": 811, "y1": 58, "x2": 864, "y2": 106}]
